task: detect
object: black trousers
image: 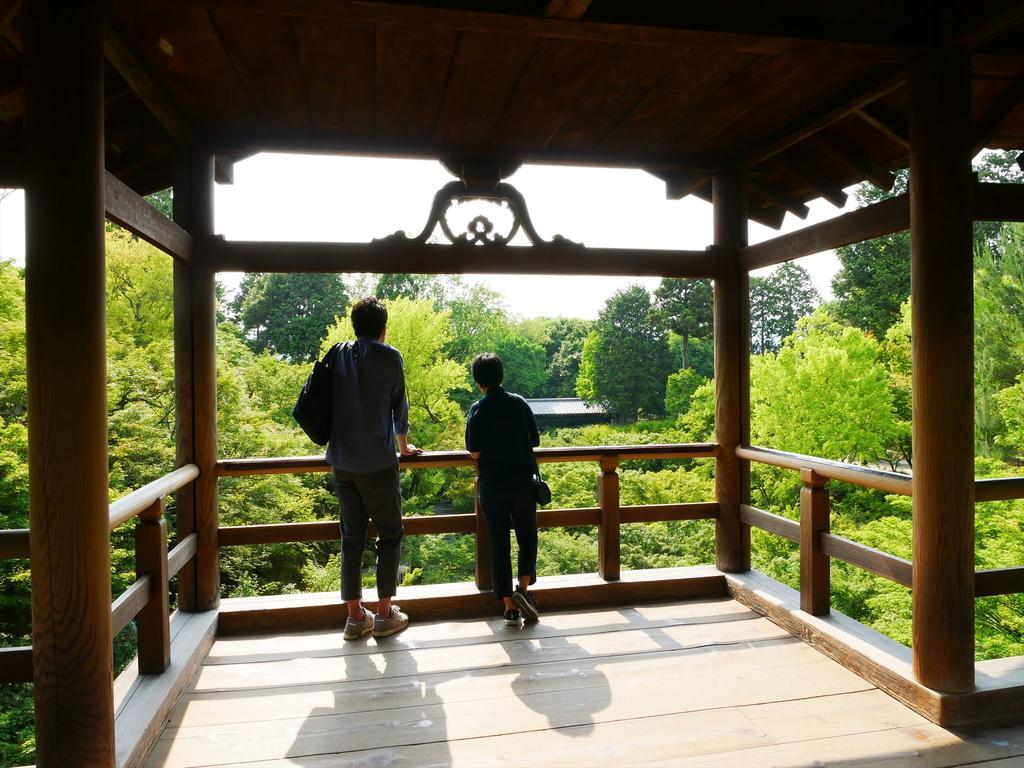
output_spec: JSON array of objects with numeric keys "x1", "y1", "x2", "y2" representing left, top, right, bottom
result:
[
  {"x1": 479, "y1": 479, "x2": 538, "y2": 600},
  {"x1": 333, "y1": 466, "x2": 404, "y2": 601}
]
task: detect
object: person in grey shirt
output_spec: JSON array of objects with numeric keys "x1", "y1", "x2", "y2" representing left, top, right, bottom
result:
[{"x1": 328, "y1": 297, "x2": 421, "y2": 640}]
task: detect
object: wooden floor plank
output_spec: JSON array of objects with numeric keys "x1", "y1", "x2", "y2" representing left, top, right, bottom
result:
[
  {"x1": 146, "y1": 598, "x2": 1024, "y2": 768},
  {"x1": 203, "y1": 599, "x2": 757, "y2": 665},
  {"x1": 191, "y1": 617, "x2": 789, "y2": 693},
  {"x1": 169, "y1": 636, "x2": 828, "y2": 729}
]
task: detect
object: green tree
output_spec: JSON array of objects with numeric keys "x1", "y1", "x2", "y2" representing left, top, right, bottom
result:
[
  {"x1": 230, "y1": 273, "x2": 349, "y2": 362},
  {"x1": 492, "y1": 332, "x2": 547, "y2": 397},
  {"x1": 750, "y1": 307, "x2": 897, "y2": 463},
  {"x1": 651, "y1": 278, "x2": 712, "y2": 369},
  {"x1": 579, "y1": 285, "x2": 672, "y2": 419},
  {"x1": 664, "y1": 368, "x2": 707, "y2": 418},
  {"x1": 539, "y1": 318, "x2": 592, "y2": 397},
  {"x1": 749, "y1": 262, "x2": 820, "y2": 354}
]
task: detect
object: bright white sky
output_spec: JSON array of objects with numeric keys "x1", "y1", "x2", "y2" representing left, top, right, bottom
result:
[{"x1": 0, "y1": 152, "x2": 857, "y2": 319}]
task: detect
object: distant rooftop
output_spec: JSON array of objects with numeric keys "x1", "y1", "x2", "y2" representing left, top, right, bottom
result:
[{"x1": 527, "y1": 397, "x2": 607, "y2": 417}]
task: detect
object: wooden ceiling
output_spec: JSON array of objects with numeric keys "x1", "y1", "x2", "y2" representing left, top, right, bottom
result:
[{"x1": 3, "y1": 0, "x2": 1024, "y2": 227}]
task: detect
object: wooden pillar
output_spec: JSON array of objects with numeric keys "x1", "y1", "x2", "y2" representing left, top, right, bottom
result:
[
  {"x1": 173, "y1": 154, "x2": 198, "y2": 612},
  {"x1": 473, "y1": 477, "x2": 492, "y2": 592},
  {"x1": 800, "y1": 469, "x2": 830, "y2": 616},
  {"x1": 24, "y1": 1, "x2": 115, "y2": 763},
  {"x1": 597, "y1": 456, "x2": 620, "y2": 581},
  {"x1": 909, "y1": 48, "x2": 975, "y2": 693},
  {"x1": 135, "y1": 498, "x2": 170, "y2": 674},
  {"x1": 713, "y1": 172, "x2": 750, "y2": 573},
  {"x1": 190, "y1": 150, "x2": 220, "y2": 610}
]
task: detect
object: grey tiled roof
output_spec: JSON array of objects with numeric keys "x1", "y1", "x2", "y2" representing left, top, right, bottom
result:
[{"x1": 526, "y1": 398, "x2": 607, "y2": 417}]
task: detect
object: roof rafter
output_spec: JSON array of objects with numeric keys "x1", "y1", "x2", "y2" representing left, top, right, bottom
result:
[
  {"x1": 544, "y1": 0, "x2": 591, "y2": 21},
  {"x1": 172, "y1": 0, "x2": 917, "y2": 62},
  {"x1": 810, "y1": 132, "x2": 895, "y2": 192},
  {"x1": 103, "y1": 16, "x2": 198, "y2": 147},
  {"x1": 854, "y1": 104, "x2": 909, "y2": 149},
  {"x1": 737, "y1": 71, "x2": 907, "y2": 170},
  {"x1": 973, "y1": 76, "x2": 1024, "y2": 155},
  {"x1": 771, "y1": 157, "x2": 848, "y2": 209}
]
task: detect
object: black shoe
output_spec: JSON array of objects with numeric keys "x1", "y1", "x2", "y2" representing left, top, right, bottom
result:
[
  {"x1": 513, "y1": 586, "x2": 540, "y2": 623},
  {"x1": 504, "y1": 609, "x2": 521, "y2": 626}
]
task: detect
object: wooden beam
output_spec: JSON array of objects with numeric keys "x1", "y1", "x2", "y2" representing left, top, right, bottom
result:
[
  {"x1": 740, "y1": 193, "x2": 908, "y2": 270},
  {"x1": 855, "y1": 104, "x2": 910, "y2": 149},
  {"x1": 204, "y1": 237, "x2": 719, "y2": 278},
  {"x1": 975, "y1": 475, "x2": 1024, "y2": 502},
  {"x1": 597, "y1": 455, "x2": 620, "y2": 581},
  {"x1": 973, "y1": 77, "x2": 1024, "y2": 155},
  {"x1": 180, "y1": 0, "x2": 916, "y2": 62},
  {"x1": 772, "y1": 157, "x2": 848, "y2": 209},
  {"x1": 811, "y1": 131, "x2": 896, "y2": 192},
  {"x1": 975, "y1": 181, "x2": 1024, "y2": 222},
  {"x1": 949, "y1": 5, "x2": 1024, "y2": 49},
  {"x1": 975, "y1": 566, "x2": 1024, "y2": 598},
  {"x1": 0, "y1": 528, "x2": 29, "y2": 560},
  {"x1": 820, "y1": 533, "x2": 913, "y2": 587},
  {"x1": 0, "y1": 647, "x2": 32, "y2": 685},
  {"x1": 214, "y1": 155, "x2": 235, "y2": 185},
  {"x1": 739, "y1": 504, "x2": 799, "y2": 542},
  {"x1": 619, "y1": 502, "x2": 718, "y2": 524},
  {"x1": 104, "y1": 170, "x2": 193, "y2": 261},
  {"x1": 108, "y1": 465, "x2": 200, "y2": 531},
  {"x1": 167, "y1": 532, "x2": 198, "y2": 579},
  {"x1": 660, "y1": 172, "x2": 709, "y2": 200},
  {"x1": 25, "y1": 1, "x2": 115, "y2": 762},
  {"x1": 738, "y1": 71, "x2": 907, "y2": 170},
  {"x1": 749, "y1": 178, "x2": 810, "y2": 220},
  {"x1": 173, "y1": 151, "x2": 197, "y2": 613},
  {"x1": 111, "y1": 576, "x2": 151, "y2": 637},
  {"x1": 191, "y1": 151, "x2": 220, "y2": 612},
  {"x1": 691, "y1": 182, "x2": 785, "y2": 230},
  {"x1": 544, "y1": 0, "x2": 590, "y2": 20},
  {"x1": 909, "y1": 47, "x2": 975, "y2": 694},
  {"x1": 103, "y1": 17, "x2": 197, "y2": 146},
  {"x1": 713, "y1": 172, "x2": 750, "y2": 574}
]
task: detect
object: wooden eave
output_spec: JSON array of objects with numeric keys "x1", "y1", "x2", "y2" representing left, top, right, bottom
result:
[{"x1": 0, "y1": 1, "x2": 1023, "y2": 222}]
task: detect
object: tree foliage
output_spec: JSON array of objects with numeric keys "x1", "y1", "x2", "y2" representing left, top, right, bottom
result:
[
  {"x1": 651, "y1": 278, "x2": 712, "y2": 369},
  {"x1": 749, "y1": 262, "x2": 820, "y2": 354},
  {"x1": 578, "y1": 285, "x2": 672, "y2": 419},
  {"x1": 230, "y1": 273, "x2": 349, "y2": 362}
]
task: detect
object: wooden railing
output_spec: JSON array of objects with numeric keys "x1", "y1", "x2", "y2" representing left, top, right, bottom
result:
[
  {"x1": 216, "y1": 444, "x2": 720, "y2": 589},
  {"x1": 0, "y1": 464, "x2": 201, "y2": 684},
  {"x1": 736, "y1": 445, "x2": 1024, "y2": 614}
]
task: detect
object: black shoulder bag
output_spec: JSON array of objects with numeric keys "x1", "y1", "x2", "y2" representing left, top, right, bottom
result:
[
  {"x1": 532, "y1": 458, "x2": 552, "y2": 507},
  {"x1": 292, "y1": 342, "x2": 344, "y2": 446}
]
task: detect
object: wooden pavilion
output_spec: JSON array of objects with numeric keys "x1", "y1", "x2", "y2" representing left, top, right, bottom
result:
[{"x1": 3, "y1": 1, "x2": 1024, "y2": 765}]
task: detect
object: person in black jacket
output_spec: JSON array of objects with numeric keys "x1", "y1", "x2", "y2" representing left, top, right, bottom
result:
[{"x1": 465, "y1": 353, "x2": 541, "y2": 626}]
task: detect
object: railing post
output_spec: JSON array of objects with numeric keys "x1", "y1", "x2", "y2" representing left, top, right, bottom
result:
[
  {"x1": 598, "y1": 455, "x2": 620, "y2": 581},
  {"x1": 473, "y1": 477, "x2": 492, "y2": 592},
  {"x1": 800, "y1": 469, "x2": 830, "y2": 616},
  {"x1": 135, "y1": 497, "x2": 170, "y2": 674}
]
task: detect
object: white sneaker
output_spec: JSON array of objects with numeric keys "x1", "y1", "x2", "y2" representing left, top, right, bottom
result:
[
  {"x1": 343, "y1": 608, "x2": 374, "y2": 640},
  {"x1": 373, "y1": 605, "x2": 409, "y2": 638}
]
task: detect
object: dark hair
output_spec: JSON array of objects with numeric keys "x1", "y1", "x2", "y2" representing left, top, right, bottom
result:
[
  {"x1": 351, "y1": 297, "x2": 388, "y2": 339},
  {"x1": 471, "y1": 353, "x2": 504, "y2": 389}
]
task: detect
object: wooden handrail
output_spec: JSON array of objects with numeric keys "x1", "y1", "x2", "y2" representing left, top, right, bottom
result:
[
  {"x1": 0, "y1": 529, "x2": 30, "y2": 560},
  {"x1": 108, "y1": 464, "x2": 200, "y2": 530},
  {"x1": 736, "y1": 445, "x2": 913, "y2": 496},
  {"x1": 216, "y1": 444, "x2": 719, "y2": 477}
]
